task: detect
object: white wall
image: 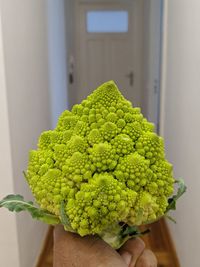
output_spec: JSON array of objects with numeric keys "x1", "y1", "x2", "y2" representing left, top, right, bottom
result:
[
  {"x1": 161, "y1": 1, "x2": 200, "y2": 266},
  {"x1": 0, "y1": 11, "x2": 20, "y2": 267},
  {"x1": 0, "y1": 1, "x2": 51, "y2": 267}
]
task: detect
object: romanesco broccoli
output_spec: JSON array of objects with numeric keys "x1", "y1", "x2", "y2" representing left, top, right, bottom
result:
[{"x1": 0, "y1": 81, "x2": 186, "y2": 248}]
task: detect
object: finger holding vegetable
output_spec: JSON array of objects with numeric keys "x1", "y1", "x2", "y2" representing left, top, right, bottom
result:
[{"x1": 0, "y1": 81, "x2": 186, "y2": 249}]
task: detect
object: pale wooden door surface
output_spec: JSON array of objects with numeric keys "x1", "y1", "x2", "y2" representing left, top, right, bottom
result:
[{"x1": 76, "y1": 0, "x2": 143, "y2": 106}]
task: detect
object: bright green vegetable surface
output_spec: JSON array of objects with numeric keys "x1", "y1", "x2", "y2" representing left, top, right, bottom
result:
[{"x1": 0, "y1": 81, "x2": 186, "y2": 248}]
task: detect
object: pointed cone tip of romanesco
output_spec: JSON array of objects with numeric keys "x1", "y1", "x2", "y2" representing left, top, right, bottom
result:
[
  {"x1": 87, "y1": 80, "x2": 124, "y2": 105},
  {"x1": 96, "y1": 80, "x2": 120, "y2": 94}
]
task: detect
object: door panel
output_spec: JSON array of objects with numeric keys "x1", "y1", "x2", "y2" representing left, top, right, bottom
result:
[
  {"x1": 110, "y1": 38, "x2": 134, "y2": 102},
  {"x1": 87, "y1": 39, "x2": 105, "y2": 92},
  {"x1": 76, "y1": 1, "x2": 143, "y2": 106}
]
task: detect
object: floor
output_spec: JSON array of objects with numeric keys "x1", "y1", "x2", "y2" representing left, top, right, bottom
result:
[
  {"x1": 140, "y1": 219, "x2": 180, "y2": 267},
  {"x1": 37, "y1": 219, "x2": 180, "y2": 267}
]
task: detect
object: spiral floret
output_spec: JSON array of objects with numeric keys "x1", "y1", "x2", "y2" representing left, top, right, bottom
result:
[
  {"x1": 114, "y1": 153, "x2": 153, "y2": 191},
  {"x1": 88, "y1": 143, "x2": 118, "y2": 171},
  {"x1": 136, "y1": 132, "x2": 165, "y2": 163},
  {"x1": 111, "y1": 134, "x2": 134, "y2": 156}
]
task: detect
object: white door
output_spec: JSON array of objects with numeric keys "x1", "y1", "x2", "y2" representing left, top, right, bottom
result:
[{"x1": 75, "y1": 0, "x2": 144, "y2": 106}]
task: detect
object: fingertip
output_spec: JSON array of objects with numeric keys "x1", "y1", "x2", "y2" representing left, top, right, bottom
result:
[
  {"x1": 54, "y1": 225, "x2": 64, "y2": 238},
  {"x1": 119, "y1": 238, "x2": 145, "y2": 266},
  {"x1": 121, "y1": 251, "x2": 132, "y2": 265},
  {"x1": 54, "y1": 225, "x2": 75, "y2": 242},
  {"x1": 54, "y1": 224, "x2": 64, "y2": 233},
  {"x1": 136, "y1": 249, "x2": 157, "y2": 267},
  {"x1": 120, "y1": 237, "x2": 145, "y2": 254}
]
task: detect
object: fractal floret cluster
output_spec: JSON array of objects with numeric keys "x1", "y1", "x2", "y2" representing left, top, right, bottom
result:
[{"x1": 26, "y1": 81, "x2": 175, "y2": 241}]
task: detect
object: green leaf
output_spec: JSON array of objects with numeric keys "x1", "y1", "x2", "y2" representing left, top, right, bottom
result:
[
  {"x1": 165, "y1": 214, "x2": 177, "y2": 224},
  {"x1": 121, "y1": 225, "x2": 150, "y2": 238},
  {"x1": 166, "y1": 179, "x2": 186, "y2": 213},
  {"x1": 121, "y1": 225, "x2": 138, "y2": 237},
  {"x1": 0, "y1": 194, "x2": 60, "y2": 225},
  {"x1": 60, "y1": 201, "x2": 74, "y2": 231},
  {"x1": 23, "y1": 171, "x2": 28, "y2": 181}
]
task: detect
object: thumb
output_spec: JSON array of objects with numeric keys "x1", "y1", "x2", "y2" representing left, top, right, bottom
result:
[{"x1": 119, "y1": 238, "x2": 145, "y2": 266}]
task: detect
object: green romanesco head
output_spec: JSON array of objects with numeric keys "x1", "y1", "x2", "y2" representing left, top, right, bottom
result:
[{"x1": 26, "y1": 81, "x2": 175, "y2": 237}]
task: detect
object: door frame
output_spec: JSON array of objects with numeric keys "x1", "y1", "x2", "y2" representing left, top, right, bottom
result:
[
  {"x1": 159, "y1": 0, "x2": 167, "y2": 136},
  {"x1": 143, "y1": 0, "x2": 164, "y2": 131}
]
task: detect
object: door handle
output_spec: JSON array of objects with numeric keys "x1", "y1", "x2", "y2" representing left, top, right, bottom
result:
[
  {"x1": 69, "y1": 72, "x2": 74, "y2": 84},
  {"x1": 126, "y1": 71, "x2": 134, "y2": 86}
]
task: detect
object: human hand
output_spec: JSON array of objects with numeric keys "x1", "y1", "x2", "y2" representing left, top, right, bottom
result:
[{"x1": 54, "y1": 225, "x2": 157, "y2": 267}]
